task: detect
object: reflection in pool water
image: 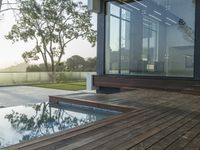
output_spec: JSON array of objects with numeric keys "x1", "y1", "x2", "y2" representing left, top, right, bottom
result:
[{"x1": 0, "y1": 102, "x2": 120, "y2": 148}]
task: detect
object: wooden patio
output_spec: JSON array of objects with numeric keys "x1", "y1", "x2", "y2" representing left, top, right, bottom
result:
[{"x1": 5, "y1": 89, "x2": 200, "y2": 150}]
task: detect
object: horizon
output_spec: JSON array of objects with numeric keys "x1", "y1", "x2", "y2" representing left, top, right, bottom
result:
[{"x1": 0, "y1": 0, "x2": 97, "y2": 69}]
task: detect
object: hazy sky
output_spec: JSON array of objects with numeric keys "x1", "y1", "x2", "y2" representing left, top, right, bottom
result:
[{"x1": 0, "y1": 0, "x2": 97, "y2": 69}]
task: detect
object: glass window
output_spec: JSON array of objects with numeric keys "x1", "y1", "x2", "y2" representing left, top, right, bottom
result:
[
  {"x1": 105, "y1": 0, "x2": 195, "y2": 77},
  {"x1": 110, "y1": 3, "x2": 120, "y2": 17},
  {"x1": 121, "y1": 19, "x2": 130, "y2": 74},
  {"x1": 185, "y1": 55, "x2": 194, "y2": 69},
  {"x1": 105, "y1": 4, "x2": 120, "y2": 74},
  {"x1": 121, "y1": 9, "x2": 131, "y2": 21},
  {"x1": 142, "y1": 17, "x2": 158, "y2": 68}
]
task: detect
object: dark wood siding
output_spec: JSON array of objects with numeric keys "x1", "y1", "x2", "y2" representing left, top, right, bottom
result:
[{"x1": 93, "y1": 75, "x2": 200, "y2": 95}]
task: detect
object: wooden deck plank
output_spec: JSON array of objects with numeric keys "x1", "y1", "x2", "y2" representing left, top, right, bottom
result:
[
  {"x1": 130, "y1": 113, "x2": 200, "y2": 150},
  {"x1": 84, "y1": 99, "x2": 200, "y2": 148},
  {"x1": 97, "y1": 111, "x2": 196, "y2": 150},
  {"x1": 58, "y1": 108, "x2": 187, "y2": 150},
  {"x1": 146, "y1": 114, "x2": 200, "y2": 150},
  {"x1": 182, "y1": 133, "x2": 200, "y2": 150},
  {"x1": 165, "y1": 123, "x2": 200, "y2": 150},
  {"x1": 42, "y1": 107, "x2": 170, "y2": 149}
]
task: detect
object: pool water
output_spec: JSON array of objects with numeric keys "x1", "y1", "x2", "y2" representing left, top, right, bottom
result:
[{"x1": 0, "y1": 102, "x2": 121, "y2": 148}]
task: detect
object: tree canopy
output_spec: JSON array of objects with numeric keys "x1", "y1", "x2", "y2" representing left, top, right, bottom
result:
[
  {"x1": 66, "y1": 55, "x2": 85, "y2": 71},
  {"x1": 66, "y1": 55, "x2": 96, "y2": 72},
  {"x1": 26, "y1": 55, "x2": 96, "y2": 72},
  {"x1": 0, "y1": 0, "x2": 18, "y2": 13},
  {"x1": 6, "y1": 0, "x2": 96, "y2": 81}
]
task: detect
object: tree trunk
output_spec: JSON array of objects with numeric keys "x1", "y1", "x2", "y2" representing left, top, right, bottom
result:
[
  {"x1": 51, "y1": 71, "x2": 56, "y2": 83},
  {"x1": 50, "y1": 58, "x2": 56, "y2": 83},
  {"x1": 0, "y1": 0, "x2": 2, "y2": 10}
]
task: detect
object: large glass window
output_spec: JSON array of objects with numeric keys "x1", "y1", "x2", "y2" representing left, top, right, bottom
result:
[{"x1": 105, "y1": 0, "x2": 195, "y2": 77}]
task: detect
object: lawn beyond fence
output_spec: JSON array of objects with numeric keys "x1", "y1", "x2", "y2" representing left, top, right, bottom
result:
[
  {"x1": 0, "y1": 72, "x2": 96, "y2": 85},
  {"x1": 32, "y1": 82, "x2": 86, "y2": 91}
]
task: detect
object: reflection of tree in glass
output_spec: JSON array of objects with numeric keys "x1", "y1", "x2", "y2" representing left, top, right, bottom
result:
[
  {"x1": 178, "y1": 0, "x2": 195, "y2": 42},
  {"x1": 178, "y1": 18, "x2": 194, "y2": 42},
  {"x1": 0, "y1": 137, "x2": 6, "y2": 147},
  {"x1": 4, "y1": 103, "x2": 96, "y2": 142}
]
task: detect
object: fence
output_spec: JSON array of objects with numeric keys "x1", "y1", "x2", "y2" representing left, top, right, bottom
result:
[{"x1": 0, "y1": 72, "x2": 96, "y2": 85}]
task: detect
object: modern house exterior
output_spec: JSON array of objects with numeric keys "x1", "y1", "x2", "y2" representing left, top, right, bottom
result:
[{"x1": 91, "y1": 0, "x2": 200, "y2": 94}]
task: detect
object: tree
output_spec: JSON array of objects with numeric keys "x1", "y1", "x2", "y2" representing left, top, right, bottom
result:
[
  {"x1": 0, "y1": 0, "x2": 18, "y2": 13},
  {"x1": 26, "y1": 63, "x2": 66, "y2": 72},
  {"x1": 84, "y1": 57, "x2": 96, "y2": 71},
  {"x1": 55, "y1": 62, "x2": 66, "y2": 72},
  {"x1": 65, "y1": 55, "x2": 96, "y2": 72},
  {"x1": 66, "y1": 55, "x2": 85, "y2": 71},
  {"x1": 0, "y1": 0, "x2": 2, "y2": 10},
  {"x1": 26, "y1": 64, "x2": 42, "y2": 72},
  {"x1": 6, "y1": 0, "x2": 96, "y2": 82}
]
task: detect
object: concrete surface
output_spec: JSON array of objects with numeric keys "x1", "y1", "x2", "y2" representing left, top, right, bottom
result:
[{"x1": 0, "y1": 86, "x2": 79, "y2": 107}]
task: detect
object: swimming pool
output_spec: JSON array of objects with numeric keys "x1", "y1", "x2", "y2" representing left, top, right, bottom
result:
[{"x1": 0, "y1": 102, "x2": 121, "y2": 148}]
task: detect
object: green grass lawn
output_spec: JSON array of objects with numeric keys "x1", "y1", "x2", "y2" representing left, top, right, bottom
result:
[{"x1": 32, "y1": 81, "x2": 86, "y2": 91}]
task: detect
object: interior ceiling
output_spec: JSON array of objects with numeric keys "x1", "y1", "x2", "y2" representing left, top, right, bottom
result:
[
  {"x1": 152, "y1": 0, "x2": 182, "y2": 6},
  {"x1": 118, "y1": 0, "x2": 187, "y2": 6}
]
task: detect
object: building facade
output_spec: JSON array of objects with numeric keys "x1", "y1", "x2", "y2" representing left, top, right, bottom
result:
[{"x1": 94, "y1": 0, "x2": 200, "y2": 93}]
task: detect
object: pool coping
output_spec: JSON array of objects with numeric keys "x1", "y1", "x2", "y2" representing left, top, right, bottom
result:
[{"x1": 49, "y1": 95, "x2": 136, "y2": 112}]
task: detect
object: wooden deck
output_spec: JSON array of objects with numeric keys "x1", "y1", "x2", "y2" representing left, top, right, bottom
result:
[{"x1": 4, "y1": 89, "x2": 200, "y2": 150}]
